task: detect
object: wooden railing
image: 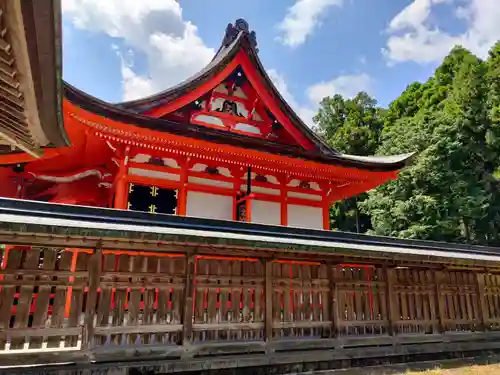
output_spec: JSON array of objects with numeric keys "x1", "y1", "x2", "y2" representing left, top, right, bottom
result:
[{"x1": 2, "y1": 244, "x2": 500, "y2": 372}]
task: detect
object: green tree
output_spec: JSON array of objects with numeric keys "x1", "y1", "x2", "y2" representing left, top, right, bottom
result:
[
  {"x1": 486, "y1": 42, "x2": 500, "y2": 157},
  {"x1": 362, "y1": 46, "x2": 500, "y2": 244},
  {"x1": 313, "y1": 92, "x2": 383, "y2": 232},
  {"x1": 482, "y1": 42, "x2": 500, "y2": 243}
]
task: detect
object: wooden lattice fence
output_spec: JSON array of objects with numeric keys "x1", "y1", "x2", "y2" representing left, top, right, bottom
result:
[{"x1": 1, "y1": 244, "x2": 500, "y2": 366}]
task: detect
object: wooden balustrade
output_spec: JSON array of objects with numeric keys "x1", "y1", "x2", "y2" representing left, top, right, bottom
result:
[{"x1": 1, "y1": 244, "x2": 500, "y2": 371}]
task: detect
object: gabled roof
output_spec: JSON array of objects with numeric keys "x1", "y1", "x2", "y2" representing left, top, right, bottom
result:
[
  {"x1": 64, "y1": 83, "x2": 413, "y2": 172},
  {"x1": 116, "y1": 20, "x2": 335, "y2": 156},
  {"x1": 62, "y1": 19, "x2": 413, "y2": 172}
]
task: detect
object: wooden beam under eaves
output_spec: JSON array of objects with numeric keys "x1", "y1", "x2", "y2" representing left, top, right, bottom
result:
[
  {"x1": 0, "y1": 0, "x2": 68, "y2": 157},
  {"x1": 0, "y1": 126, "x2": 42, "y2": 157}
]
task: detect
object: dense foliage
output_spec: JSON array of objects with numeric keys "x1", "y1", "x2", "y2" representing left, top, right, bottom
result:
[
  {"x1": 314, "y1": 42, "x2": 500, "y2": 245},
  {"x1": 314, "y1": 92, "x2": 384, "y2": 232}
]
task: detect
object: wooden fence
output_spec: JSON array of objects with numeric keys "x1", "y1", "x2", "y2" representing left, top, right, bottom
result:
[{"x1": 1, "y1": 244, "x2": 500, "y2": 372}]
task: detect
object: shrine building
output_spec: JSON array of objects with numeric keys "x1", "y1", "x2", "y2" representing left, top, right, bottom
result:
[
  {"x1": 6, "y1": 5, "x2": 500, "y2": 375},
  {"x1": 0, "y1": 17, "x2": 412, "y2": 230}
]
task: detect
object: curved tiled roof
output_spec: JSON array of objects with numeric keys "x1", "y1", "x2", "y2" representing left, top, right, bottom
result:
[
  {"x1": 63, "y1": 19, "x2": 414, "y2": 172},
  {"x1": 116, "y1": 20, "x2": 337, "y2": 157},
  {"x1": 64, "y1": 82, "x2": 413, "y2": 172}
]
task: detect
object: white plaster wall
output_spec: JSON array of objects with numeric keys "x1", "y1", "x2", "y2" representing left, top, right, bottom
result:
[
  {"x1": 287, "y1": 204, "x2": 323, "y2": 230},
  {"x1": 188, "y1": 176, "x2": 233, "y2": 189},
  {"x1": 213, "y1": 84, "x2": 229, "y2": 94},
  {"x1": 251, "y1": 200, "x2": 281, "y2": 226},
  {"x1": 240, "y1": 185, "x2": 280, "y2": 196},
  {"x1": 128, "y1": 167, "x2": 180, "y2": 181},
  {"x1": 287, "y1": 191, "x2": 322, "y2": 201},
  {"x1": 192, "y1": 114, "x2": 225, "y2": 127},
  {"x1": 186, "y1": 191, "x2": 233, "y2": 221},
  {"x1": 234, "y1": 122, "x2": 261, "y2": 134}
]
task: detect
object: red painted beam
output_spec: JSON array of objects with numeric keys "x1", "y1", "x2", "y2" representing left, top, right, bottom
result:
[{"x1": 145, "y1": 58, "x2": 241, "y2": 118}]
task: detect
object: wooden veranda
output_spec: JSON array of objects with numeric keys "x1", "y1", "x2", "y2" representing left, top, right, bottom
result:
[{"x1": 0, "y1": 199, "x2": 500, "y2": 374}]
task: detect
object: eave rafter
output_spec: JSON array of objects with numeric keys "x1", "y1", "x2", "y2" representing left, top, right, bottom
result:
[
  {"x1": 0, "y1": 1, "x2": 43, "y2": 156},
  {"x1": 66, "y1": 102, "x2": 396, "y2": 188},
  {"x1": 0, "y1": 0, "x2": 70, "y2": 158}
]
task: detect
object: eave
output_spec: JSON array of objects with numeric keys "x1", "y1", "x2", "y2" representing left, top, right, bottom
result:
[
  {"x1": 1, "y1": 197, "x2": 499, "y2": 268},
  {"x1": 64, "y1": 83, "x2": 414, "y2": 174},
  {"x1": 0, "y1": 0, "x2": 69, "y2": 157}
]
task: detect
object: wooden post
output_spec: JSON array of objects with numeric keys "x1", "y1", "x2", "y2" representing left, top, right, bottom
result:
[
  {"x1": 82, "y1": 243, "x2": 102, "y2": 350},
  {"x1": 434, "y1": 270, "x2": 446, "y2": 333},
  {"x1": 114, "y1": 177, "x2": 128, "y2": 209},
  {"x1": 323, "y1": 200, "x2": 330, "y2": 230},
  {"x1": 114, "y1": 146, "x2": 130, "y2": 210},
  {"x1": 328, "y1": 264, "x2": 339, "y2": 338},
  {"x1": 265, "y1": 259, "x2": 273, "y2": 343},
  {"x1": 385, "y1": 266, "x2": 399, "y2": 336},
  {"x1": 177, "y1": 157, "x2": 190, "y2": 216},
  {"x1": 476, "y1": 272, "x2": 488, "y2": 331},
  {"x1": 232, "y1": 168, "x2": 244, "y2": 221},
  {"x1": 246, "y1": 198, "x2": 253, "y2": 223},
  {"x1": 280, "y1": 175, "x2": 288, "y2": 226},
  {"x1": 182, "y1": 254, "x2": 196, "y2": 351}
]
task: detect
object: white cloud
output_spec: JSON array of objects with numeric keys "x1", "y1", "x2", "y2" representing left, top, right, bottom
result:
[
  {"x1": 62, "y1": 0, "x2": 214, "y2": 100},
  {"x1": 62, "y1": 0, "x2": 372, "y2": 128},
  {"x1": 269, "y1": 69, "x2": 373, "y2": 126},
  {"x1": 384, "y1": 0, "x2": 500, "y2": 64},
  {"x1": 268, "y1": 69, "x2": 300, "y2": 113},
  {"x1": 277, "y1": 0, "x2": 343, "y2": 48},
  {"x1": 307, "y1": 73, "x2": 373, "y2": 103},
  {"x1": 268, "y1": 69, "x2": 317, "y2": 126}
]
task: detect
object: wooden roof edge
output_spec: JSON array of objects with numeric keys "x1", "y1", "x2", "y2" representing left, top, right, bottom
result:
[
  {"x1": 21, "y1": 0, "x2": 70, "y2": 148},
  {"x1": 0, "y1": 0, "x2": 70, "y2": 156},
  {"x1": 243, "y1": 38, "x2": 337, "y2": 157},
  {"x1": 114, "y1": 23, "x2": 246, "y2": 112},
  {"x1": 0, "y1": 197, "x2": 498, "y2": 268},
  {"x1": 2, "y1": 0, "x2": 69, "y2": 153}
]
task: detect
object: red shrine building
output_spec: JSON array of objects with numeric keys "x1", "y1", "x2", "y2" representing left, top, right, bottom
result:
[{"x1": 0, "y1": 18, "x2": 412, "y2": 230}]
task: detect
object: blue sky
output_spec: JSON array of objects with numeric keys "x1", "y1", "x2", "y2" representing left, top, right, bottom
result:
[{"x1": 62, "y1": 0, "x2": 500, "y2": 125}]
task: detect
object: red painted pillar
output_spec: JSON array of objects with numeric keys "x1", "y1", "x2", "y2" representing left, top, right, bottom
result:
[
  {"x1": 280, "y1": 177, "x2": 288, "y2": 227},
  {"x1": 114, "y1": 146, "x2": 130, "y2": 209},
  {"x1": 177, "y1": 157, "x2": 190, "y2": 216},
  {"x1": 246, "y1": 197, "x2": 253, "y2": 223},
  {"x1": 323, "y1": 199, "x2": 330, "y2": 230}
]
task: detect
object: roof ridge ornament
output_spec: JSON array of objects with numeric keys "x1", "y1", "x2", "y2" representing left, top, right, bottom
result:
[{"x1": 222, "y1": 18, "x2": 258, "y2": 52}]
